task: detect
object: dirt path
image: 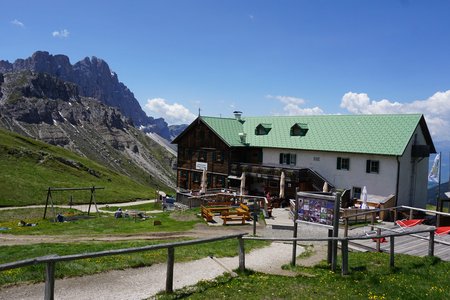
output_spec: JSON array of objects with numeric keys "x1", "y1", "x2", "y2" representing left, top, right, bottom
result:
[{"x1": 0, "y1": 242, "x2": 308, "y2": 300}]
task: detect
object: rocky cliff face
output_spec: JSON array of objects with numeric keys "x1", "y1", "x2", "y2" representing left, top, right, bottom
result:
[
  {"x1": 0, "y1": 71, "x2": 176, "y2": 188},
  {"x1": 0, "y1": 51, "x2": 171, "y2": 139}
]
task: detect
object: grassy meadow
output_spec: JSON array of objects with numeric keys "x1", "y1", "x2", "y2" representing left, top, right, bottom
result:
[
  {"x1": 156, "y1": 252, "x2": 450, "y2": 300},
  {"x1": 0, "y1": 128, "x2": 172, "y2": 206}
]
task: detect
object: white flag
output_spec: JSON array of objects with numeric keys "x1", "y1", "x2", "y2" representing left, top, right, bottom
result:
[{"x1": 428, "y1": 153, "x2": 440, "y2": 183}]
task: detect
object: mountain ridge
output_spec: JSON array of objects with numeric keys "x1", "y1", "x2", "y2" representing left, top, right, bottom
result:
[
  {"x1": 0, "y1": 70, "x2": 176, "y2": 191},
  {"x1": 0, "y1": 51, "x2": 172, "y2": 139}
]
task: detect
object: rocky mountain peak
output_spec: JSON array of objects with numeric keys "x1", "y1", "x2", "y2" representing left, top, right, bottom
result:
[{"x1": 0, "y1": 51, "x2": 171, "y2": 139}]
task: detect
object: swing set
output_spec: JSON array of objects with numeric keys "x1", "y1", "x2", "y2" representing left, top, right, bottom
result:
[{"x1": 43, "y1": 186, "x2": 104, "y2": 220}]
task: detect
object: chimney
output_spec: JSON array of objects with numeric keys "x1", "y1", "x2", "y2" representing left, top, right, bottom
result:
[
  {"x1": 233, "y1": 111, "x2": 242, "y2": 121},
  {"x1": 239, "y1": 132, "x2": 247, "y2": 144}
]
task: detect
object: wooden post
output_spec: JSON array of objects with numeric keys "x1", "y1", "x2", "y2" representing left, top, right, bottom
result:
[
  {"x1": 393, "y1": 208, "x2": 397, "y2": 222},
  {"x1": 238, "y1": 236, "x2": 245, "y2": 272},
  {"x1": 331, "y1": 192, "x2": 341, "y2": 272},
  {"x1": 344, "y1": 218, "x2": 348, "y2": 237},
  {"x1": 428, "y1": 230, "x2": 435, "y2": 257},
  {"x1": 166, "y1": 247, "x2": 175, "y2": 293},
  {"x1": 341, "y1": 239, "x2": 349, "y2": 275},
  {"x1": 43, "y1": 187, "x2": 51, "y2": 219},
  {"x1": 376, "y1": 228, "x2": 381, "y2": 252},
  {"x1": 370, "y1": 212, "x2": 376, "y2": 231},
  {"x1": 327, "y1": 229, "x2": 333, "y2": 264},
  {"x1": 44, "y1": 261, "x2": 55, "y2": 300},
  {"x1": 389, "y1": 236, "x2": 395, "y2": 268},
  {"x1": 409, "y1": 209, "x2": 413, "y2": 220},
  {"x1": 291, "y1": 189, "x2": 299, "y2": 266}
]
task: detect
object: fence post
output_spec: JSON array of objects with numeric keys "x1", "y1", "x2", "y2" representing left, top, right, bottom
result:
[
  {"x1": 238, "y1": 236, "x2": 245, "y2": 272},
  {"x1": 341, "y1": 239, "x2": 349, "y2": 275},
  {"x1": 166, "y1": 247, "x2": 175, "y2": 293},
  {"x1": 428, "y1": 230, "x2": 435, "y2": 257},
  {"x1": 390, "y1": 236, "x2": 395, "y2": 268},
  {"x1": 291, "y1": 190, "x2": 299, "y2": 266},
  {"x1": 376, "y1": 228, "x2": 381, "y2": 252},
  {"x1": 44, "y1": 261, "x2": 55, "y2": 300},
  {"x1": 331, "y1": 192, "x2": 341, "y2": 272},
  {"x1": 344, "y1": 218, "x2": 348, "y2": 237},
  {"x1": 327, "y1": 229, "x2": 333, "y2": 264},
  {"x1": 370, "y1": 212, "x2": 376, "y2": 231}
]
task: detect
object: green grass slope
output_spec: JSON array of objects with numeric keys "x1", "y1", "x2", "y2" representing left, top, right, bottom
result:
[{"x1": 0, "y1": 128, "x2": 171, "y2": 206}]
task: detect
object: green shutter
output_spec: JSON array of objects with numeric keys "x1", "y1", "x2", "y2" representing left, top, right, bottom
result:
[
  {"x1": 337, "y1": 157, "x2": 342, "y2": 169},
  {"x1": 366, "y1": 160, "x2": 371, "y2": 173},
  {"x1": 279, "y1": 153, "x2": 283, "y2": 164}
]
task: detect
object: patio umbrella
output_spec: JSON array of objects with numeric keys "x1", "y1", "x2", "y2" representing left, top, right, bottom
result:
[
  {"x1": 240, "y1": 172, "x2": 246, "y2": 195},
  {"x1": 200, "y1": 169, "x2": 207, "y2": 194},
  {"x1": 279, "y1": 171, "x2": 285, "y2": 199},
  {"x1": 361, "y1": 186, "x2": 369, "y2": 209},
  {"x1": 322, "y1": 182, "x2": 329, "y2": 193}
]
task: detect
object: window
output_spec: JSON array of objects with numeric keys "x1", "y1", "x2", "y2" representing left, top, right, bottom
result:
[
  {"x1": 313, "y1": 156, "x2": 320, "y2": 161},
  {"x1": 279, "y1": 153, "x2": 297, "y2": 166},
  {"x1": 337, "y1": 157, "x2": 350, "y2": 170},
  {"x1": 255, "y1": 123, "x2": 272, "y2": 135},
  {"x1": 353, "y1": 187, "x2": 361, "y2": 199},
  {"x1": 366, "y1": 160, "x2": 380, "y2": 174},
  {"x1": 213, "y1": 151, "x2": 224, "y2": 163},
  {"x1": 198, "y1": 150, "x2": 207, "y2": 162},
  {"x1": 290, "y1": 123, "x2": 308, "y2": 136},
  {"x1": 193, "y1": 172, "x2": 201, "y2": 183}
]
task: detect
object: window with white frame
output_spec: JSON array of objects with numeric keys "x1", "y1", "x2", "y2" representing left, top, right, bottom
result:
[
  {"x1": 366, "y1": 160, "x2": 379, "y2": 174},
  {"x1": 353, "y1": 187, "x2": 361, "y2": 199},
  {"x1": 337, "y1": 157, "x2": 350, "y2": 170},
  {"x1": 279, "y1": 153, "x2": 297, "y2": 166}
]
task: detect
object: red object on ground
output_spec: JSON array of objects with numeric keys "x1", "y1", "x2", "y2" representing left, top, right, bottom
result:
[
  {"x1": 435, "y1": 226, "x2": 450, "y2": 235},
  {"x1": 372, "y1": 237, "x2": 387, "y2": 243},
  {"x1": 395, "y1": 219, "x2": 425, "y2": 228}
]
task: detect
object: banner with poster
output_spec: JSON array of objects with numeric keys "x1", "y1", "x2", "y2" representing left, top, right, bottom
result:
[{"x1": 291, "y1": 192, "x2": 336, "y2": 226}]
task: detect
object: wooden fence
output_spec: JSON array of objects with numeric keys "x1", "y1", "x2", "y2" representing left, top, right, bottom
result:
[
  {"x1": 0, "y1": 233, "x2": 246, "y2": 300},
  {"x1": 0, "y1": 226, "x2": 438, "y2": 299}
]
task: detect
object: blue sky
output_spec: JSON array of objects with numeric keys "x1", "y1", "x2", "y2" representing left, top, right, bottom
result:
[{"x1": 1, "y1": 0, "x2": 450, "y2": 147}]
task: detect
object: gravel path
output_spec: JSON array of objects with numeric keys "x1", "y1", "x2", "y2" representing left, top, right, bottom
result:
[{"x1": 0, "y1": 242, "x2": 304, "y2": 300}]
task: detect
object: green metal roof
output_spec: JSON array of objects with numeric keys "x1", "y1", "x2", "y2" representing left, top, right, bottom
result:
[{"x1": 199, "y1": 114, "x2": 435, "y2": 156}]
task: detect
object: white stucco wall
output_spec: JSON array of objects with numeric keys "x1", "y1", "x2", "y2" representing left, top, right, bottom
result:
[
  {"x1": 263, "y1": 148, "x2": 398, "y2": 199},
  {"x1": 397, "y1": 125, "x2": 430, "y2": 208}
]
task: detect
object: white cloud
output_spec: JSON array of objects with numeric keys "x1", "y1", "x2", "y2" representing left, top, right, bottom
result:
[
  {"x1": 341, "y1": 91, "x2": 450, "y2": 141},
  {"x1": 52, "y1": 29, "x2": 70, "y2": 38},
  {"x1": 268, "y1": 94, "x2": 324, "y2": 116},
  {"x1": 145, "y1": 98, "x2": 196, "y2": 125},
  {"x1": 11, "y1": 19, "x2": 25, "y2": 28}
]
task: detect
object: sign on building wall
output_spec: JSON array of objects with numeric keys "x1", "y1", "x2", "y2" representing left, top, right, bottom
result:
[
  {"x1": 196, "y1": 162, "x2": 208, "y2": 171},
  {"x1": 291, "y1": 192, "x2": 336, "y2": 226}
]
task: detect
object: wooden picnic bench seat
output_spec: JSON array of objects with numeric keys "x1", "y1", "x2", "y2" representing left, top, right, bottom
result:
[
  {"x1": 207, "y1": 201, "x2": 232, "y2": 208},
  {"x1": 201, "y1": 205, "x2": 214, "y2": 222},
  {"x1": 220, "y1": 211, "x2": 245, "y2": 225},
  {"x1": 236, "y1": 203, "x2": 252, "y2": 220}
]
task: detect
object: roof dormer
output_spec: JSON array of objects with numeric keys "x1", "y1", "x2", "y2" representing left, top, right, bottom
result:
[
  {"x1": 255, "y1": 123, "x2": 272, "y2": 135},
  {"x1": 290, "y1": 123, "x2": 308, "y2": 136}
]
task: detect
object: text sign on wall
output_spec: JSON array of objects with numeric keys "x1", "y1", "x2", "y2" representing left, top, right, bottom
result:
[
  {"x1": 293, "y1": 192, "x2": 336, "y2": 226},
  {"x1": 195, "y1": 162, "x2": 208, "y2": 171}
]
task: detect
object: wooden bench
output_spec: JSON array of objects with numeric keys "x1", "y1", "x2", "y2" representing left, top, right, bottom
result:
[
  {"x1": 201, "y1": 206, "x2": 214, "y2": 222},
  {"x1": 236, "y1": 203, "x2": 252, "y2": 220},
  {"x1": 208, "y1": 206, "x2": 231, "y2": 214},
  {"x1": 206, "y1": 201, "x2": 232, "y2": 207},
  {"x1": 220, "y1": 211, "x2": 245, "y2": 225}
]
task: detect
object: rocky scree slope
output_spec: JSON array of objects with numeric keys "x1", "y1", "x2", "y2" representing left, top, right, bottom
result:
[{"x1": 0, "y1": 71, "x2": 175, "y2": 188}]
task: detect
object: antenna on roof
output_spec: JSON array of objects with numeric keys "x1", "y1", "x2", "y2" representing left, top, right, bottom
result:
[{"x1": 198, "y1": 108, "x2": 201, "y2": 117}]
